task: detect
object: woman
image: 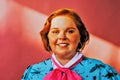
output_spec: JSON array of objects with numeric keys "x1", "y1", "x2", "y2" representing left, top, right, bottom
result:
[{"x1": 21, "y1": 8, "x2": 120, "y2": 80}]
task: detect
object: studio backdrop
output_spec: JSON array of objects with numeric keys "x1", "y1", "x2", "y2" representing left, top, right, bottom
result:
[{"x1": 0, "y1": 0, "x2": 120, "y2": 80}]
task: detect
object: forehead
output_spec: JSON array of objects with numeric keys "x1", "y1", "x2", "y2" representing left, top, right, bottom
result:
[{"x1": 50, "y1": 16, "x2": 76, "y2": 29}]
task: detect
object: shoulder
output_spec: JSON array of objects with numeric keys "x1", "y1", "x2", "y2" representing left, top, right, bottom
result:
[
  {"x1": 81, "y1": 56, "x2": 117, "y2": 72},
  {"x1": 32, "y1": 58, "x2": 52, "y2": 69},
  {"x1": 82, "y1": 56, "x2": 103, "y2": 64},
  {"x1": 79, "y1": 56, "x2": 120, "y2": 79},
  {"x1": 28, "y1": 58, "x2": 52, "y2": 72},
  {"x1": 21, "y1": 58, "x2": 53, "y2": 80},
  {"x1": 80, "y1": 56, "x2": 105, "y2": 69}
]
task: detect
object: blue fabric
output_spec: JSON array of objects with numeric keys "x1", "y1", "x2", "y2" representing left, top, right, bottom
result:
[{"x1": 21, "y1": 56, "x2": 120, "y2": 80}]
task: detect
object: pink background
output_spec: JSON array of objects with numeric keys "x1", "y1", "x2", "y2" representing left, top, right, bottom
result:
[{"x1": 0, "y1": 0, "x2": 120, "y2": 80}]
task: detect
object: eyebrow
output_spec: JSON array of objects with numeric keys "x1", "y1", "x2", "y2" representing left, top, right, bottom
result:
[
  {"x1": 49, "y1": 28, "x2": 59, "y2": 31},
  {"x1": 67, "y1": 27, "x2": 76, "y2": 30},
  {"x1": 50, "y1": 28, "x2": 59, "y2": 30},
  {"x1": 50, "y1": 27, "x2": 76, "y2": 30}
]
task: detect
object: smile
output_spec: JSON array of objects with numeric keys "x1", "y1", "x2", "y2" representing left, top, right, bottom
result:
[{"x1": 57, "y1": 43, "x2": 69, "y2": 47}]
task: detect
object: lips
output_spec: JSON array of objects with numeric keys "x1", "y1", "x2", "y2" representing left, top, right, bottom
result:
[{"x1": 57, "y1": 43, "x2": 69, "y2": 47}]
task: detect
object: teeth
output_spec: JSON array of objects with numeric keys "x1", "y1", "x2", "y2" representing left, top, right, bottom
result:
[{"x1": 58, "y1": 43, "x2": 68, "y2": 46}]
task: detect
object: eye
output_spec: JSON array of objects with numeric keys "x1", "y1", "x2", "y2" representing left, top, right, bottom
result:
[
  {"x1": 51, "y1": 30, "x2": 59, "y2": 34},
  {"x1": 67, "y1": 29, "x2": 74, "y2": 34}
]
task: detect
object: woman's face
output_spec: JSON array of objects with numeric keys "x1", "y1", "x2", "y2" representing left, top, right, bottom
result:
[{"x1": 48, "y1": 16, "x2": 80, "y2": 59}]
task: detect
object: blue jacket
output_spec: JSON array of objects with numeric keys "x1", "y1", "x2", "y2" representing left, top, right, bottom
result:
[{"x1": 21, "y1": 56, "x2": 120, "y2": 80}]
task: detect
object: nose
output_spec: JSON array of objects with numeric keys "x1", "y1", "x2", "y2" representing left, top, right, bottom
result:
[{"x1": 58, "y1": 32, "x2": 67, "y2": 40}]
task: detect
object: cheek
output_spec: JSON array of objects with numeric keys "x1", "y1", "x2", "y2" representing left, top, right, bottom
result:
[
  {"x1": 68, "y1": 34, "x2": 80, "y2": 43},
  {"x1": 72, "y1": 38, "x2": 80, "y2": 46},
  {"x1": 48, "y1": 35, "x2": 57, "y2": 45}
]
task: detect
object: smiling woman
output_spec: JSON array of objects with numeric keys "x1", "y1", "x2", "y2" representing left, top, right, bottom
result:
[
  {"x1": 47, "y1": 16, "x2": 80, "y2": 63},
  {"x1": 21, "y1": 8, "x2": 120, "y2": 80}
]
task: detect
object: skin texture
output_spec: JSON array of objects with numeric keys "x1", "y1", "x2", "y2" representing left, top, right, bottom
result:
[{"x1": 48, "y1": 16, "x2": 80, "y2": 65}]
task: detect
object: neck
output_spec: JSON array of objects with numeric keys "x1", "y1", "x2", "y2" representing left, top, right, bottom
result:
[
  {"x1": 55, "y1": 53, "x2": 76, "y2": 66},
  {"x1": 56, "y1": 57, "x2": 70, "y2": 66}
]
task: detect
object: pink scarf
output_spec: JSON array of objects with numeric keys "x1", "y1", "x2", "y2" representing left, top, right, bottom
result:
[{"x1": 43, "y1": 56, "x2": 83, "y2": 80}]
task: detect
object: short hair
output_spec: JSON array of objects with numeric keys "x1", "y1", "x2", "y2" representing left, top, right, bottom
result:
[{"x1": 40, "y1": 8, "x2": 89, "y2": 52}]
